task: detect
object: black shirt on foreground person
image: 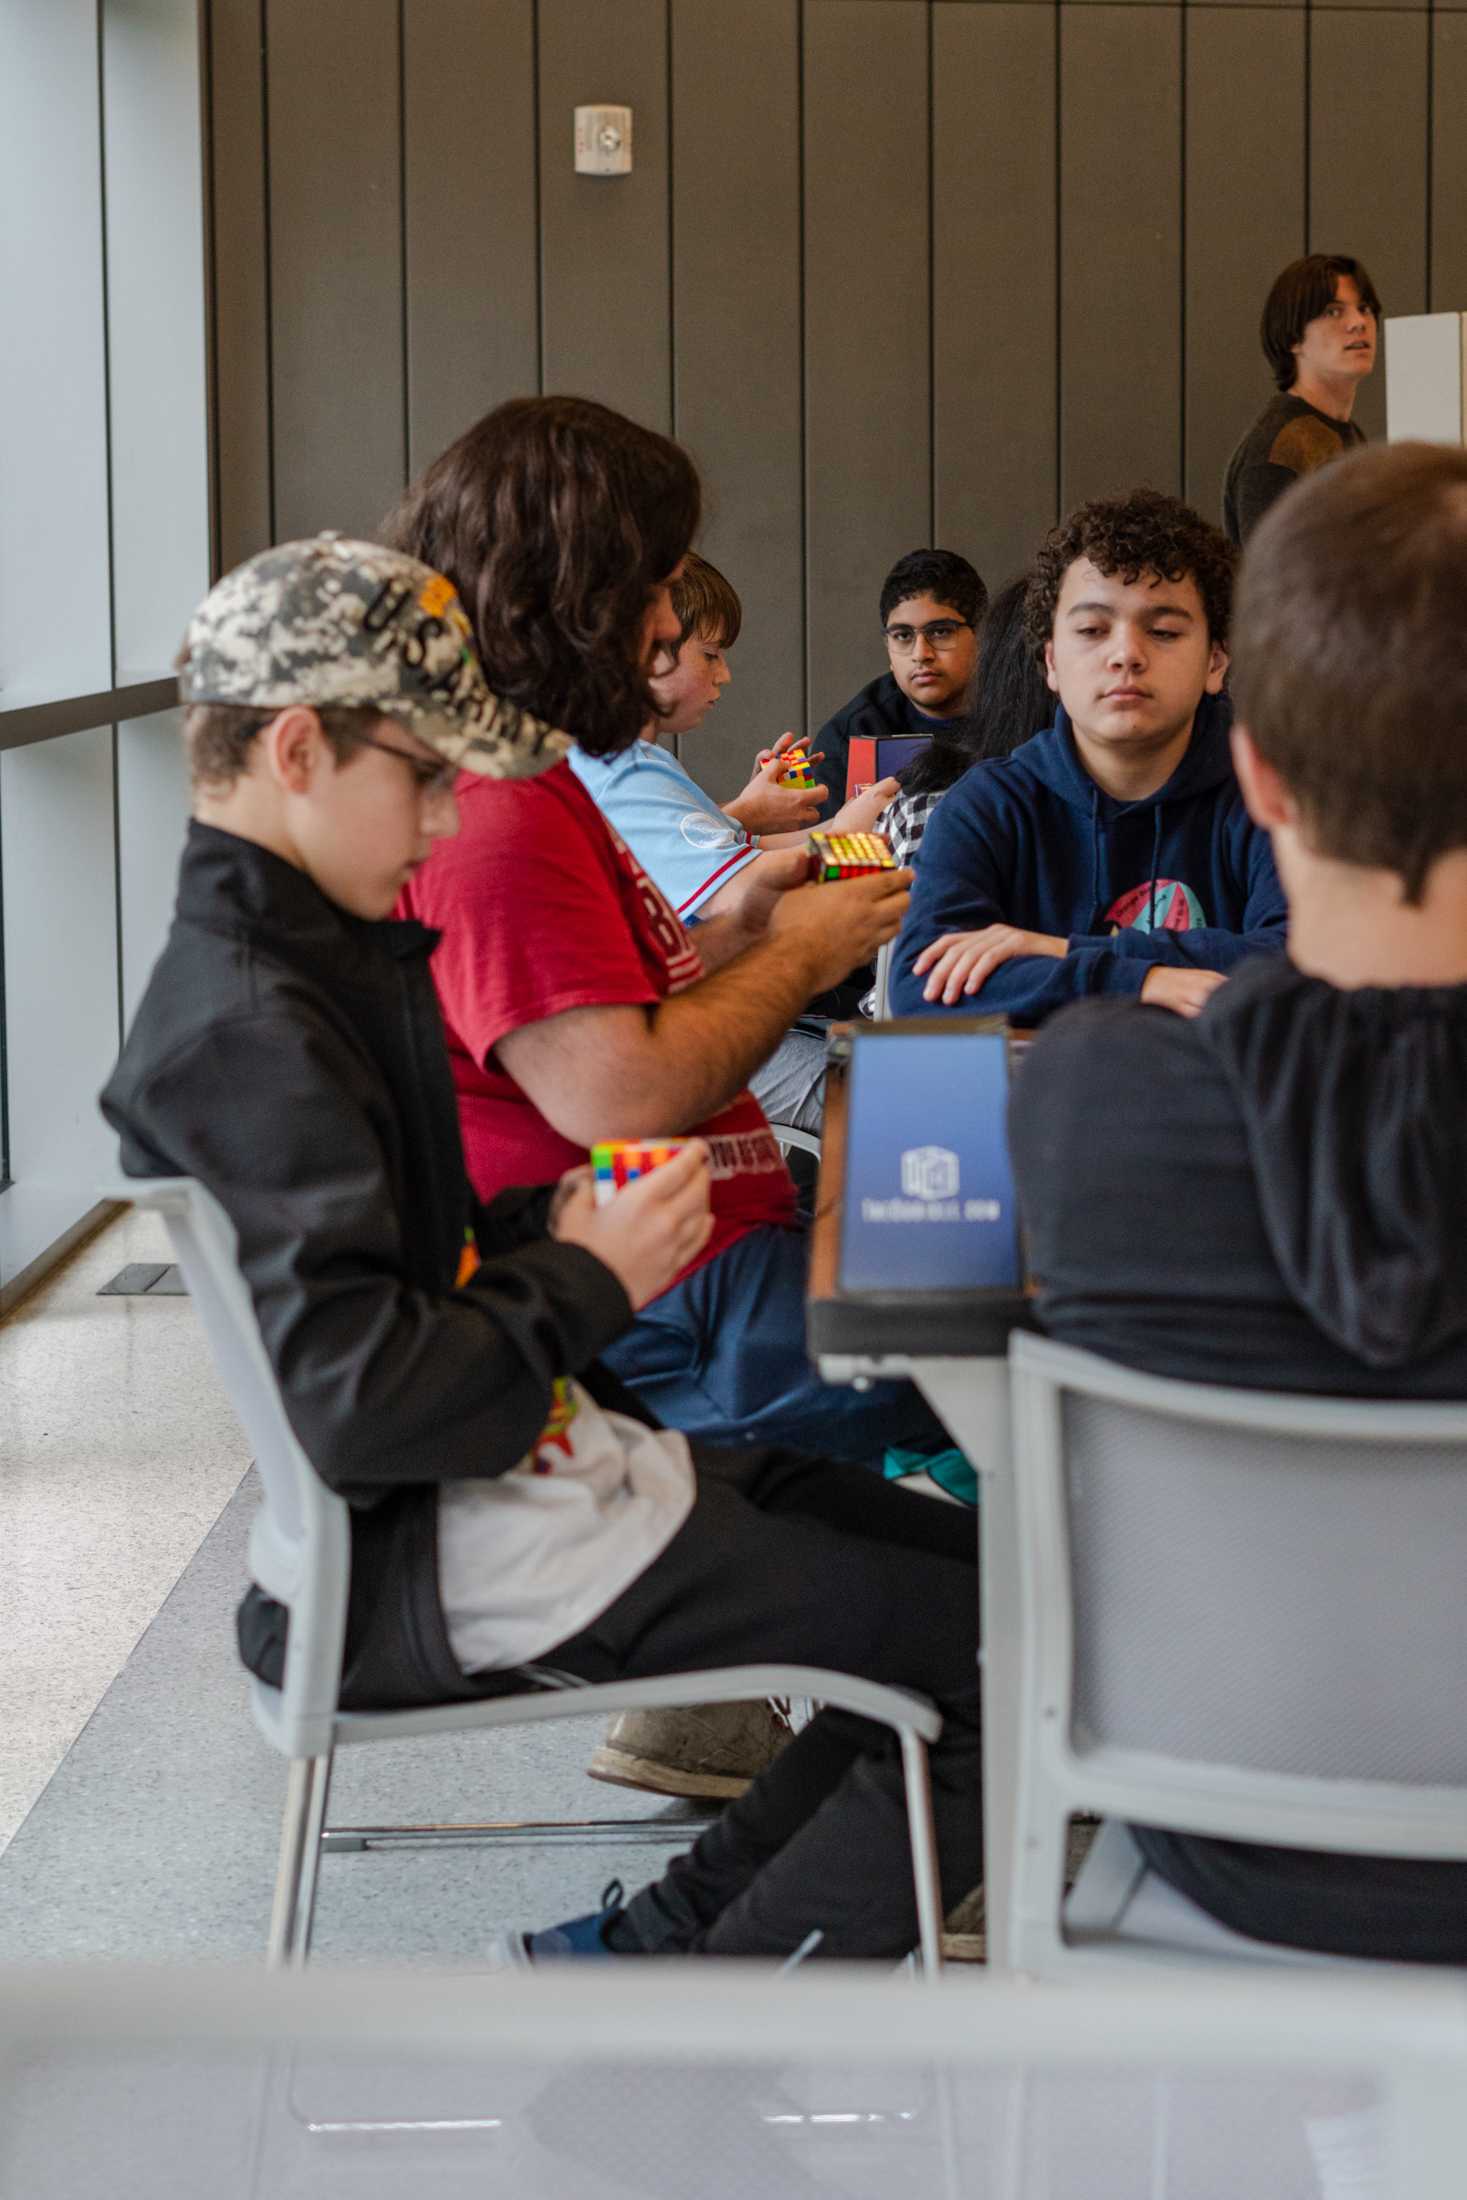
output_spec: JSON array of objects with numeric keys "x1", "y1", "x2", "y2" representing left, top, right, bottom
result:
[
  {"x1": 1007, "y1": 433, "x2": 1467, "y2": 1968},
  {"x1": 1009, "y1": 955, "x2": 1467, "y2": 1963}
]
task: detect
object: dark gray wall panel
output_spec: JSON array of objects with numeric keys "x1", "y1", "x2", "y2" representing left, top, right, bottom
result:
[
  {"x1": 671, "y1": 0, "x2": 803, "y2": 798},
  {"x1": 403, "y1": 0, "x2": 539, "y2": 477},
  {"x1": 934, "y1": 2, "x2": 1057, "y2": 587},
  {"x1": 1060, "y1": 6, "x2": 1182, "y2": 507},
  {"x1": 1431, "y1": 20, "x2": 1467, "y2": 308},
  {"x1": 265, "y1": 0, "x2": 404, "y2": 540},
  {"x1": 537, "y1": 0, "x2": 671, "y2": 431},
  {"x1": 1184, "y1": 9, "x2": 1305, "y2": 521},
  {"x1": 208, "y1": 0, "x2": 271, "y2": 569},
  {"x1": 1310, "y1": 11, "x2": 1428, "y2": 444},
  {"x1": 804, "y1": 0, "x2": 930, "y2": 731}
]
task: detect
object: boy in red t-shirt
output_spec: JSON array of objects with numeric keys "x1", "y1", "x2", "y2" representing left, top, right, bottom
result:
[{"x1": 391, "y1": 411, "x2": 951, "y2": 1478}]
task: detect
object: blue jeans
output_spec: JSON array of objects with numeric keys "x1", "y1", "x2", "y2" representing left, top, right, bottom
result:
[{"x1": 600, "y1": 1222, "x2": 949, "y2": 1466}]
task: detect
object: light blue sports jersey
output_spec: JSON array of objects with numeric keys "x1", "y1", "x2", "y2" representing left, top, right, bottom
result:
[{"x1": 569, "y1": 740, "x2": 758, "y2": 920}]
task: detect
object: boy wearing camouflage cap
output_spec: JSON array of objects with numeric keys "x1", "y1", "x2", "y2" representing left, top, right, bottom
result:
[
  {"x1": 100, "y1": 533, "x2": 983, "y2": 1967},
  {"x1": 102, "y1": 534, "x2": 715, "y2": 1712}
]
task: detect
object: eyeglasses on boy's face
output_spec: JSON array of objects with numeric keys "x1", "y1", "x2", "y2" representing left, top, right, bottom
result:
[
  {"x1": 883, "y1": 619, "x2": 972, "y2": 654},
  {"x1": 349, "y1": 728, "x2": 458, "y2": 799}
]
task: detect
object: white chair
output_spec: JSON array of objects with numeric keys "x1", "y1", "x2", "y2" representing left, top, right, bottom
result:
[
  {"x1": 769, "y1": 1121, "x2": 821, "y2": 1161},
  {"x1": 123, "y1": 1176, "x2": 945, "y2": 1973},
  {"x1": 994, "y1": 1329, "x2": 1467, "y2": 1977},
  {"x1": 871, "y1": 937, "x2": 894, "y2": 1020},
  {"x1": 7, "y1": 1960, "x2": 1467, "y2": 2198}
]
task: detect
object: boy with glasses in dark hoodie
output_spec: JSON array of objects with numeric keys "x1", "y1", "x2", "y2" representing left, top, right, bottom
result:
[{"x1": 891, "y1": 489, "x2": 1286, "y2": 1026}]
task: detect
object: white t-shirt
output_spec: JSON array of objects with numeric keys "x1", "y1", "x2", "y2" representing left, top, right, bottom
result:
[{"x1": 435, "y1": 1380, "x2": 695, "y2": 1673}]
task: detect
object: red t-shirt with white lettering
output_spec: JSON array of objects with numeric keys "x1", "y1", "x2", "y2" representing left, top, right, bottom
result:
[{"x1": 399, "y1": 760, "x2": 796, "y2": 1286}]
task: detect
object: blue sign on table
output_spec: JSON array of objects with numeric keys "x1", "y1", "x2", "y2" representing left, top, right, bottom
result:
[{"x1": 838, "y1": 1030, "x2": 1021, "y2": 1293}]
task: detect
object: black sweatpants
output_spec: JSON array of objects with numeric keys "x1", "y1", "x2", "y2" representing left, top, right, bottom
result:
[{"x1": 538, "y1": 1445, "x2": 981, "y2": 1960}]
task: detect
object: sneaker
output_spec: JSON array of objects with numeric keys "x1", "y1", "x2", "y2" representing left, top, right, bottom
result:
[
  {"x1": 940, "y1": 1882, "x2": 986, "y2": 1963},
  {"x1": 941, "y1": 1821, "x2": 1101, "y2": 1964},
  {"x1": 491, "y1": 1878, "x2": 629, "y2": 1967},
  {"x1": 586, "y1": 1699, "x2": 795, "y2": 1800}
]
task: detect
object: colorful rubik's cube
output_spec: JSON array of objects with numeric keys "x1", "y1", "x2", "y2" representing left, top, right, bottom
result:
[
  {"x1": 777, "y1": 743, "x2": 816, "y2": 789},
  {"x1": 590, "y1": 1138, "x2": 691, "y2": 1208},
  {"x1": 806, "y1": 829, "x2": 896, "y2": 882}
]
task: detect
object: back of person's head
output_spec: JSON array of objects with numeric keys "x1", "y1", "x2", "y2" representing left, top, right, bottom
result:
[
  {"x1": 1024, "y1": 488, "x2": 1235, "y2": 654},
  {"x1": 670, "y1": 551, "x2": 742, "y2": 651},
  {"x1": 1261, "y1": 254, "x2": 1382, "y2": 393},
  {"x1": 898, "y1": 573, "x2": 1049, "y2": 798},
  {"x1": 1232, "y1": 441, "x2": 1467, "y2": 906},
  {"x1": 878, "y1": 547, "x2": 987, "y2": 629},
  {"x1": 968, "y1": 574, "x2": 1051, "y2": 760},
  {"x1": 383, "y1": 395, "x2": 701, "y2": 759}
]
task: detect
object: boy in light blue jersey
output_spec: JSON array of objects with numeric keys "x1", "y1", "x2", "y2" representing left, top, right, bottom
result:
[{"x1": 571, "y1": 555, "x2": 900, "y2": 1131}]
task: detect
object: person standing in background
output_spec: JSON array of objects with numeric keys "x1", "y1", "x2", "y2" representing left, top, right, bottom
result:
[{"x1": 1222, "y1": 254, "x2": 1380, "y2": 546}]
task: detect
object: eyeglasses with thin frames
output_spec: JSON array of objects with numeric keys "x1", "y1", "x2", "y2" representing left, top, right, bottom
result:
[
  {"x1": 883, "y1": 619, "x2": 972, "y2": 654},
  {"x1": 349, "y1": 728, "x2": 458, "y2": 799}
]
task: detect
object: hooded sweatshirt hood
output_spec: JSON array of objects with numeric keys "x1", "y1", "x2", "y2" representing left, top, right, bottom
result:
[
  {"x1": 1200, "y1": 956, "x2": 1467, "y2": 1367},
  {"x1": 996, "y1": 691, "x2": 1237, "y2": 934}
]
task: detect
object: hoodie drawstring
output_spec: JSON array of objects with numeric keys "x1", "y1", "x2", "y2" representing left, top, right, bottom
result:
[
  {"x1": 1089, "y1": 787, "x2": 1103, "y2": 928},
  {"x1": 1147, "y1": 804, "x2": 1163, "y2": 933}
]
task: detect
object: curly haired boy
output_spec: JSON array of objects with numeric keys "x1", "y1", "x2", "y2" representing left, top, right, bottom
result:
[{"x1": 890, "y1": 488, "x2": 1286, "y2": 1027}]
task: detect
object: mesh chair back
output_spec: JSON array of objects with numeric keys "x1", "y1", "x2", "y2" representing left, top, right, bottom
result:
[
  {"x1": 123, "y1": 1177, "x2": 349, "y2": 1753},
  {"x1": 1062, "y1": 1390, "x2": 1467, "y2": 1787}
]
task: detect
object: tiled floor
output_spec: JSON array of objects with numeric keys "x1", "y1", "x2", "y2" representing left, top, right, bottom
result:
[{"x1": 0, "y1": 1208, "x2": 251, "y2": 1852}]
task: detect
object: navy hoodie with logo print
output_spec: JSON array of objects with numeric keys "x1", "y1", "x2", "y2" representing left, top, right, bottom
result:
[{"x1": 889, "y1": 692, "x2": 1286, "y2": 1025}]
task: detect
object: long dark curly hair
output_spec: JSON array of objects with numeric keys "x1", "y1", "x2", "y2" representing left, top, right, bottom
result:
[
  {"x1": 383, "y1": 396, "x2": 701, "y2": 758},
  {"x1": 1025, "y1": 488, "x2": 1236, "y2": 653}
]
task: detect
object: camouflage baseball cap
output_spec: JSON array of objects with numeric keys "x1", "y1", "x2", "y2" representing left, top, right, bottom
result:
[{"x1": 177, "y1": 534, "x2": 570, "y2": 779}]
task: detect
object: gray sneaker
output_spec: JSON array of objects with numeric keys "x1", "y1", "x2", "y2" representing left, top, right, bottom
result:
[{"x1": 586, "y1": 1699, "x2": 795, "y2": 1800}]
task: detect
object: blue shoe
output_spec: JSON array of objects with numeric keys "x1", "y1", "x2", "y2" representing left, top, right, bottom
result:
[{"x1": 491, "y1": 1879, "x2": 629, "y2": 1967}]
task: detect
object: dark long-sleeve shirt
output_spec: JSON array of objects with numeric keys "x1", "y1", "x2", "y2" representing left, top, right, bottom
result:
[{"x1": 1222, "y1": 393, "x2": 1366, "y2": 546}]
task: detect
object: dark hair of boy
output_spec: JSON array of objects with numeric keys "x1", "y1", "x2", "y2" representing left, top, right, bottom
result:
[
  {"x1": 897, "y1": 574, "x2": 1050, "y2": 800},
  {"x1": 178, "y1": 696, "x2": 385, "y2": 792},
  {"x1": 384, "y1": 395, "x2": 701, "y2": 760},
  {"x1": 1233, "y1": 439, "x2": 1467, "y2": 904},
  {"x1": 1262, "y1": 254, "x2": 1383, "y2": 393},
  {"x1": 878, "y1": 547, "x2": 987, "y2": 630},
  {"x1": 670, "y1": 551, "x2": 742, "y2": 652},
  {"x1": 1025, "y1": 488, "x2": 1236, "y2": 655}
]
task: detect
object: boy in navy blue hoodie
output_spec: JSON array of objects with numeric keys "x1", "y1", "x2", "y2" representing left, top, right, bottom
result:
[{"x1": 890, "y1": 490, "x2": 1285, "y2": 1025}]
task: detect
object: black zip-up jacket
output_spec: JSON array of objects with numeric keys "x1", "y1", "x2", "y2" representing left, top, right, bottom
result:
[
  {"x1": 100, "y1": 824, "x2": 634, "y2": 1707},
  {"x1": 810, "y1": 670, "x2": 935, "y2": 811}
]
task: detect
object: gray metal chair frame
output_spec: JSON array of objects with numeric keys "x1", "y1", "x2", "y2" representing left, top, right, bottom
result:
[
  {"x1": 994, "y1": 1329, "x2": 1467, "y2": 1976},
  {"x1": 124, "y1": 1176, "x2": 945, "y2": 1974}
]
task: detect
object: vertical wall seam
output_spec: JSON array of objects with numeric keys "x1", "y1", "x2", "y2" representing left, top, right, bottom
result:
[
  {"x1": 398, "y1": 0, "x2": 410, "y2": 481},
  {"x1": 260, "y1": 0, "x2": 277, "y2": 543},
  {"x1": 927, "y1": 0, "x2": 936, "y2": 545},
  {"x1": 200, "y1": 0, "x2": 222, "y2": 581},
  {"x1": 798, "y1": 0, "x2": 809, "y2": 736},
  {"x1": 1302, "y1": 0, "x2": 1311, "y2": 253},
  {"x1": 1178, "y1": 2, "x2": 1187, "y2": 498},
  {"x1": 667, "y1": 0, "x2": 678, "y2": 765},
  {"x1": 667, "y1": 0, "x2": 677, "y2": 439},
  {"x1": 532, "y1": 0, "x2": 544, "y2": 393},
  {"x1": 1054, "y1": 0, "x2": 1062, "y2": 521},
  {"x1": 96, "y1": 0, "x2": 119, "y2": 702},
  {"x1": 96, "y1": 0, "x2": 126, "y2": 1044},
  {"x1": 1425, "y1": 0, "x2": 1434, "y2": 308}
]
